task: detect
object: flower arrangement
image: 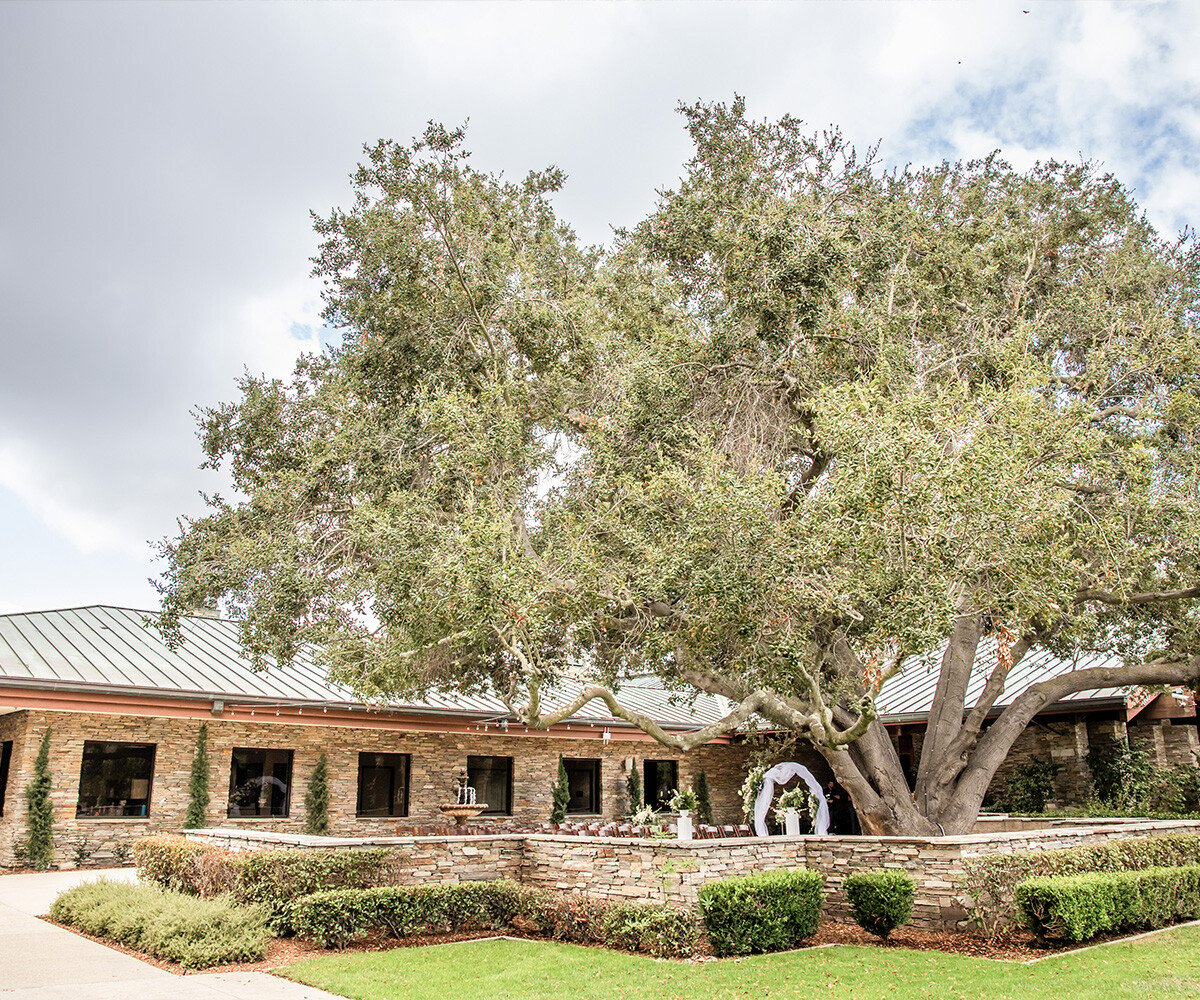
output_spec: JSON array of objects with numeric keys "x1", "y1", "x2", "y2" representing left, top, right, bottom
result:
[
  {"x1": 668, "y1": 787, "x2": 699, "y2": 813},
  {"x1": 773, "y1": 787, "x2": 819, "y2": 830},
  {"x1": 631, "y1": 804, "x2": 663, "y2": 831},
  {"x1": 739, "y1": 764, "x2": 767, "y2": 820}
]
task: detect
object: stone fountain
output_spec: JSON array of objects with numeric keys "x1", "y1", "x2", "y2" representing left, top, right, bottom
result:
[{"x1": 439, "y1": 766, "x2": 488, "y2": 827}]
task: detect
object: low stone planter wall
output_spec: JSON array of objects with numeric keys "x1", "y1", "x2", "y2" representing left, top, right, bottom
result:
[
  {"x1": 186, "y1": 817, "x2": 1200, "y2": 931},
  {"x1": 189, "y1": 827, "x2": 526, "y2": 884}
]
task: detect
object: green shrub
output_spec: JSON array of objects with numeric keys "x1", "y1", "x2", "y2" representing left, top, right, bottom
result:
[
  {"x1": 697, "y1": 869, "x2": 823, "y2": 956},
  {"x1": 1017, "y1": 865, "x2": 1200, "y2": 942},
  {"x1": 304, "y1": 753, "x2": 331, "y2": 835},
  {"x1": 292, "y1": 880, "x2": 536, "y2": 949},
  {"x1": 962, "y1": 832, "x2": 1200, "y2": 937},
  {"x1": 843, "y1": 870, "x2": 914, "y2": 941},
  {"x1": 291, "y1": 882, "x2": 700, "y2": 957},
  {"x1": 992, "y1": 757, "x2": 1058, "y2": 814},
  {"x1": 531, "y1": 890, "x2": 608, "y2": 942},
  {"x1": 695, "y1": 772, "x2": 714, "y2": 825},
  {"x1": 626, "y1": 767, "x2": 642, "y2": 815},
  {"x1": 551, "y1": 757, "x2": 570, "y2": 824},
  {"x1": 236, "y1": 848, "x2": 394, "y2": 934},
  {"x1": 24, "y1": 729, "x2": 54, "y2": 870},
  {"x1": 599, "y1": 902, "x2": 699, "y2": 958},
  {"x1": 184, "y1": 724, "x2": 210, "y2": 829},
  {"x1": 50, "y1": 880, "x2": 270, "y2": 969},
  {"x1": 133, "y1": 835, "x2": 241, "y2": 895}
]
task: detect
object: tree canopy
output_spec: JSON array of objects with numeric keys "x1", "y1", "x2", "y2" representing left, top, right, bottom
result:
[{"x1": 158, "y1": 102, "x2": 1200, "y2": 835}]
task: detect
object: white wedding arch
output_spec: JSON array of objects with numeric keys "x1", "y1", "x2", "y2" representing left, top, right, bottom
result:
[{"x1": 752, "y1": 762, "x2": 830, "y2": 837}]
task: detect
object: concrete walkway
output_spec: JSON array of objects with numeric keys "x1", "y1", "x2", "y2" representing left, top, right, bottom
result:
[{"x1": 0, "y1": 869, "x2": 346, "y2": 1000}]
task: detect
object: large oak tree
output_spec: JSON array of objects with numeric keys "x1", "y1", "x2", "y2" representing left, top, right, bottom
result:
[{"x1": 158, "y1": 104, "x2": 1200, "y2": 835}]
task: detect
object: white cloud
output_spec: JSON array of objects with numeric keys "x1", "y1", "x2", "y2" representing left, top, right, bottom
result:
[{"x1": 0, "y1": 0, "x2": 1195, "y2": 611}]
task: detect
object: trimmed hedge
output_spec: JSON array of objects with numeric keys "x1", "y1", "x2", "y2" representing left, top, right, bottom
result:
[
  {"x1": 843, "y1": 870, "x2": 914, "y2": 941},
  {"x1": 697, "y1": 869, "x2": 823, "y2": 956},
  {"x1": 290, "y1": 881, "x2": 699, "y2": 957},
  {"x1": 134, "y1": 839, "x2": 396, "y2": 935},
  {"x1": 132, "y1": 836, "x2": 241, "y2": 896},
  {"x1": 237, "y1": 848, "x2": 395, "y2": 934},
  {"x1": 291, "y1": 880, "x2": 529, "y2": 947},
  {"x1": 50, "y1": 880, "x2": 269, "y2": 969},
  {"x1": 1016, "y1": 865, "x2": 1200, "y2": 942},
  {"x1": 962, "y1": 832, "x2": 1200, "y2": 937}
]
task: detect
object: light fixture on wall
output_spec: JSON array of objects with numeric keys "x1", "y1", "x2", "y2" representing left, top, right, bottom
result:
[{"x1": 602, "y1": 729, "x2": 611, "y2": 744}]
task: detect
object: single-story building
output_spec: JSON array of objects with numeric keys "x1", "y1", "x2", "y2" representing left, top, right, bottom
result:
[{"x1": 0, "y1": 606, "x2": 1195, "y2": 867}]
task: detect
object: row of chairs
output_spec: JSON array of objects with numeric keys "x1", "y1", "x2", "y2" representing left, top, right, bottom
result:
[
  {"x1": 390, "y1": 821, "x2": 757, "y2": 839},
  {"x1": 544, "y1": 820, "x2": 754, "y2": 839}
]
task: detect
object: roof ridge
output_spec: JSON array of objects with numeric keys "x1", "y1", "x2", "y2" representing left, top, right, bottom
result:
[{"x1": 0, "y1": 605, "x2": 235, "y2": 623}]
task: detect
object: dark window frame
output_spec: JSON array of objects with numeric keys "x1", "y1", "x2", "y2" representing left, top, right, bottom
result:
[
  {"x1": 466, "y1": 755, "x2": 513, "y2": 816},
  {"x1": 563, "y1": 757, "x2": 602, "y2": 814},
  {"x1": 75, "y1": 740, "x2": 157, "y2": 819},
  {"x1": 227, "y1": 747, "x2": 294, "y2": 818},
  {"x1": 356, "y1": 752, "x2": 411, "y2": 817},
  {"x1": 643, "y1": 759, "x2": 679, "y2": 811},
  {"x1": 0, "y1": 740, "x2": 12, "y2": 817}
]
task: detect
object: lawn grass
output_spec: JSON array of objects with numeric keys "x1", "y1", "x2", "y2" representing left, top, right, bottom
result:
[{"x1": 278, "y1": 926, "x2": 1200, "y2": 1000}]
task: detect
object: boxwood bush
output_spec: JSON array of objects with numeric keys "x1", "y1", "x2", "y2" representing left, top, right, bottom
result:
[
  {"x1": 1016, "y1": 864, "x2": 1200, "y2": 942},
  {"x1": 50, "y1": 880, "x2": 269, "y2": 969},
  {"x1": 291, "y1": 882, "x2": 699, "y2": 957},
  {"x1": 843, "y1": 870, "x2": 915, "y2": 941},
  {"x1": 963, "y1": 832, "x2": 1200, "y2": 936},
  {"x1": 697, "y1": 869, "x2": 823, "y2": 956}
]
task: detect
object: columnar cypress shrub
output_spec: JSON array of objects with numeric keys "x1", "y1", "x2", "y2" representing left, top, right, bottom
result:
[
  {"x1": 24, "y1": 728, "x2": 54, "y2": 870},
  {"x1": 695, "y1": 772, "x2": 713, "y2": 825},
  {"x1": 626, "y1": 765, "x2": 642, "y2": 815},
  {"x1": 304, "y1": 753, "x2": 330, "y2": 835},
  {"x1": 550, "y1": 756, "x2": 570, "y2": 823},
  {"x1": 184, "y1": 723, "x2": 210, "y2": 829}
]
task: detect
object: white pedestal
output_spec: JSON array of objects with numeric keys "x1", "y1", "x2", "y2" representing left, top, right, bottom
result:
[
  {"x1": 677, "y1": 811, "x2": 694, "y2": 841},
  {"x1": 784, "y1": 808, "x2": 800, "y2": 836}
]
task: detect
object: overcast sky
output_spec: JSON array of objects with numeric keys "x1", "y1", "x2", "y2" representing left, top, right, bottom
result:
[{"x1": 0, "y1": 1, "x2": 1197, "y2": 615}]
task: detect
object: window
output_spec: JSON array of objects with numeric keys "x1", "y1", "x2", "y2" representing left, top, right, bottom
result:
[
  {"x1": 467, "y1": 755, "x2": 512, "y2": 815},
  {"x1": 0, "y1": 741, "x2": 12, "y2": 817},
  {"x1": 357, "y1": 752, "x2": 410, "y2": 817},
  {"x1": 227, "y1": 748, "x2": 293, "y2": 817},
  {"x1": 76, "y1": 741, "x2": 156, "y2": 818},
  {"x1": 643, "y1": 759, "x2": 678, "y2": 811},
  {"x1": 563, "y1": 758, "x2": 601, "y2": 814}
]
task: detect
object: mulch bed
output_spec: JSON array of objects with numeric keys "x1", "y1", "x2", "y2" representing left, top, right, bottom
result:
[
  {"x1": 808, "y1": 921, "x2": 1074, "y2": 961},
  {"x1": 46, "y1": 915, "x2": 1163, "y2": 974}
]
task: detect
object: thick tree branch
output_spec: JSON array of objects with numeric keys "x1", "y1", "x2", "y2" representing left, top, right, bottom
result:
[
  {"x1": 951, "y1": 654, "x2": 1200, "y2": 814},
  {"x1": 505, "y1": 681, "x2": 775, "y2": 752},
  {"x1": 1076, "y1": 585, "x2": 1200, "y2": 606},
  {"x1": 1089, "y1": 405, "x2": 1148, "y2": 423},
  {"x1": 915, "y1": 601, "x2": 980, "y2": 799}
]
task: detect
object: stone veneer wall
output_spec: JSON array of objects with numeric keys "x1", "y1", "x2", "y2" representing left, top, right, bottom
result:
[
  {"x1": 188, "y1": 817, "x2": 1200, "y2": 932},
  {"x1": 0, "y1": 709, "x2": 758, "y2": 868}
]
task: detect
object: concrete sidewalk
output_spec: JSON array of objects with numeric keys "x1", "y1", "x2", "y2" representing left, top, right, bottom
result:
[{"x1": 0, "y1": 869, "x2": 346, "y2": 999}]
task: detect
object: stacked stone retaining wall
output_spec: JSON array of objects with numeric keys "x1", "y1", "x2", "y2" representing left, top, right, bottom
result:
[{"x1": 187, "y1": 817, "x2": 1200, "y2": 931}]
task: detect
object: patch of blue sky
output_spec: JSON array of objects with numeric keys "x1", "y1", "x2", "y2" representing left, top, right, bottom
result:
[
  {"x1": 899, "y1": 77, "x2": 1062, "y2": 167},
  {"x1": 289, "y1": 322, "x2": 342, "y2": 353}
]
